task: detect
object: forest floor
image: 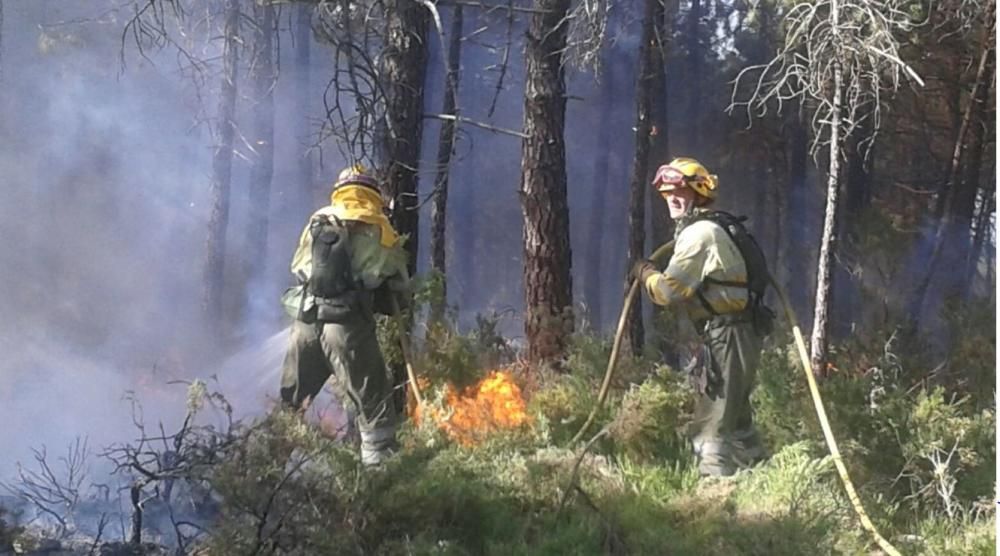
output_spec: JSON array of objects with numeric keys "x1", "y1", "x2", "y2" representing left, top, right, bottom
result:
[{"x1": 2, "y1": 312, "x2": 996, "y2": 555}]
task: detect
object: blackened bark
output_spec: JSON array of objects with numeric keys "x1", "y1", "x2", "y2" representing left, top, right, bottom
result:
[
  {"x1": 382, "y1": 0, "x2": 429, "y2": 276},
  {"x1": 965, "y1": 188, "x2": 995, "y2": 294},
  {"x1": 203, "y1": 0, "x2": 239, "y2": 326},
  {"x1": 520, "y1": 0, "x2": 573, "y2": 366},
  {"x1": 950, "y1": 61, "x2": 994, "y2": 292},
  {"x1": 129, "y1": 483, "x2": 142, "y2": 545},
  {"x1": 246, "y1": 1, "x2": 275, "y2": 285},
  {"x1": 430, "y1": 5, "x2": 463, "y2": 319},
  {"x1": 625, "y1": 0, "x2": 664, "y2": 356},
  {"x1": 647, "y1": 0, "x2": 675, "y2": 363}
]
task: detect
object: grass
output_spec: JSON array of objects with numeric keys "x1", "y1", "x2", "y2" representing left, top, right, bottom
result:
[{"x1": 185, "y1": 322, "x2": 994, "y2": 555}]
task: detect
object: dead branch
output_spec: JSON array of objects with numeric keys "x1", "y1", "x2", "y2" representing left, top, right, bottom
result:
[
  {"x1": 729, "y1": 0, "x2": 924, "y2": 160},
  {"x1": 1, "y1": 437, "x2": 91, "y2": 537},
  {"x1": 423, "y1": 113, "x2": 528, "y2": 138},
  {"x1": 438, "y1": 0, "x2": 553, "y2": 14}
]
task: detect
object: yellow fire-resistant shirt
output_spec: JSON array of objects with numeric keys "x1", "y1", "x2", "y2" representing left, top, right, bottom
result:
[
  {"x1": 643, "y1": 216, "x2": 749, "y2": 322},
  {"x1": 281, "y1": 206, "x2": 409, "y2": 318}
]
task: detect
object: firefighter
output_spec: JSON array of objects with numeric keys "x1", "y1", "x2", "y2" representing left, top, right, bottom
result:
[
  {"x1": 279, "y1": 165, "x2": 409, "y2": 466},
  {"x1": 632, "y1": 157, "x2": 772, "y2": 477}
]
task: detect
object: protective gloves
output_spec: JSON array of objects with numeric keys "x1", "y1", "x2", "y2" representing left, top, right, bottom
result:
[{"x1": 631, "y1": 259, "x2": 659, "y2": 283}]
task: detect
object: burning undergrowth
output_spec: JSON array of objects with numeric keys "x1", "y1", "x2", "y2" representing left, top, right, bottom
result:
[{"x1": 413, "y1": 369, "x2": 532, "y2": 445}]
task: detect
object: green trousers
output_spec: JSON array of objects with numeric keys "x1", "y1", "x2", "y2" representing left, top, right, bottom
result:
[
  {"x1": 280, "y1": 312, "x2": 396, "y2": 433},
  {"x1": 688, "y1": 319, "x2": 767, "y2": 476}
]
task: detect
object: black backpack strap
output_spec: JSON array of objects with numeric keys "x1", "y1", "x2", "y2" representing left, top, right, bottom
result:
[
  {"x1": 695, "y1": 286, "x2": 719, "y2": 316},
  {"x1": 702, "y1": 276, "x2": 749, "y2": 289}
]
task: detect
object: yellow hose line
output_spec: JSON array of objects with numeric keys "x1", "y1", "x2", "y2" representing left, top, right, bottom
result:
[
  {"x1": 570, "y1": 240, "x2": 676, "y2": 445},
  {"x1": 771, "y1": 279, "x2": 901, "y2": 556}
]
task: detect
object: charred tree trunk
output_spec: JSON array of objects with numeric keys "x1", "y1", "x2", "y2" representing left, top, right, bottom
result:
[
  {"x1": 520, "y1": 0, "x2": 573, "y2": 366},
  {"x1": 962, "y1": 80, "x2": 995, "y2": 295},
  {"x1": 648, "y1": 0, "x2": 674, "y2": 359},
  {"x1": 907, "y1": 5, "x2": 995, "y2": 324},
  {"x1": 965, "y1": 187, "x2": 995, "y2": 294},
  {"x1": 430, "y1": 5, "x2": 463, "y2": 321},
  {"x1": 245, "y1": 1, "x2": 275, "y2": 293},
  {"x1": 203, "y1": 0, "x2": 239, "y2": 327},
  {"x1": 951, "y1": 63, "x2": 994, "y2": 291},
  {"x1": 382, "y1": 0, "x2": 429, "y2": 276},
  {"x1": 294, "y1": 3, "x2": 314, "y2": 211},
  {"x1": 624, "y1": 0, "x2": 666, "y2": 355},
  {"x1": 809, "y1": 58, "x2": 843, "y2": 377},
  {"x1": 129, "y1": 483, "x2": 142, "y2": 545}
]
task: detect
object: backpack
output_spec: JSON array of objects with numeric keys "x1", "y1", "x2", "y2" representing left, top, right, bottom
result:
[
  {"x1": 306, "y1": 214, "x2": 361, "y2": 321},
  {"x1": 691, "y1": 210, "x2": 775, "y2": 335}
]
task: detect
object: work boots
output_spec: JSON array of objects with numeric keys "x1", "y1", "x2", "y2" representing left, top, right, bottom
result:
[
  {"x1": 359, "y1": 424, "x2": 398, "y2": 466},
  {"x1": 693, "y1": 432, "x2": 769, "y2": 477}
]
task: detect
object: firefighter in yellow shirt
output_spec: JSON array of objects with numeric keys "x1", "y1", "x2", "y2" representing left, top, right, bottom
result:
[
  {"x1": 632, "y1": 157, "x2": 772, "y2": 477},
  {"x1": 279, "y1": 165, "x2": 409, "y2": 466}
]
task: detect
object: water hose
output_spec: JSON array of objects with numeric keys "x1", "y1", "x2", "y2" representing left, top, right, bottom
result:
[
  {"x1": 570, "y1": 240, "x2": 676, "y2": 445},
  {"x1": 568, "y1": 240, "x2": 902, "y2": 555},
  {"x1": 770, "y1": 278, "x2": 901, "y2": 556}
]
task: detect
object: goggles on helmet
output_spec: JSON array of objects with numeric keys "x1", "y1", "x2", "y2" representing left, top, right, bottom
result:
[{"x1": 651, "y1": 165, "x2": 693, "y2": 192}]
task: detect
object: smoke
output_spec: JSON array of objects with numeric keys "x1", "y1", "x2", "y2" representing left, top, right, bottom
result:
[{"x1": 0, "y1": 3, "x2": 294, "y2": 478}]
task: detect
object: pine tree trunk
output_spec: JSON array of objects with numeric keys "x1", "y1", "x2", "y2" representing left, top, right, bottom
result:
[
  {"x1": 907, "y1": 4, "x2": 994, "y2": 324},
  {"x1": 382, "y1": 0, "x2": 429, "y2": 276},
  {"x1": 809, "y1": 58, "x2": 843, "y2": 377},
  {"x1": 647, "y1": 0, "x2": 675, "y2": 363},
  {"x1": 294, "y1": 3, "x2": 313, "y2": 211},
  {"x1": 430, "y1": 5, "x2": 463, "y2": 321},
  {"x1": 203, "y1": 0, "x2": 239, "y2": 327},
  {"x1": 625, "y1": 0, "x2": 664, "y2": 356},
  {"x1": 246, "y1": 1, "x2": 275, "y2": 292},
  {"x1": 520, "y1": 0, "x2": 573, "y2": 366},
  {"x1": 965, "y1": 188, "x2": 995, "y2": 294},
  {"x1": 954, "y1": 75, "x2": 991, "y2": 226}
]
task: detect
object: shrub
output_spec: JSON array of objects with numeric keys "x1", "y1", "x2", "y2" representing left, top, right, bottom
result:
[{"x1": 608, "y1": 366, "x2": 693, "y2": 464}]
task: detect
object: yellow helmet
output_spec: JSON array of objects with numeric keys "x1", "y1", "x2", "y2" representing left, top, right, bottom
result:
[
  {"x1": 333, "y1": 163, "x2": 380, "y2": 193},
  {"x1": 651, "y1": 157, "x2": 718, "y2": 201}
]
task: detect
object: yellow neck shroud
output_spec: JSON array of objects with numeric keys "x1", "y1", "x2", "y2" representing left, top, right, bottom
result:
[{"x1": 329, "y1": 185, "x2": 400, "y2": 247}]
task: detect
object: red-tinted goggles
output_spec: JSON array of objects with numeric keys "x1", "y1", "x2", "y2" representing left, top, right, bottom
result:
[{"x1": 651, "y1": 166, "x2": 691, "y2": 191}]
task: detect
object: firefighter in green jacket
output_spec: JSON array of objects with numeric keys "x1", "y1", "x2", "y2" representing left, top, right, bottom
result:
[
  {"x1": 632, "y1": 157, "x2": 771, "y2": 477},
  {"x1": 280, "y1": 165, "x2": 409, "y2": 466}
]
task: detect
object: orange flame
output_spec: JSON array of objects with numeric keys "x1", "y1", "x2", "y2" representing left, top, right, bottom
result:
[{"x1": 414, "y1": 370, "x2": 530, "y2": 445}]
